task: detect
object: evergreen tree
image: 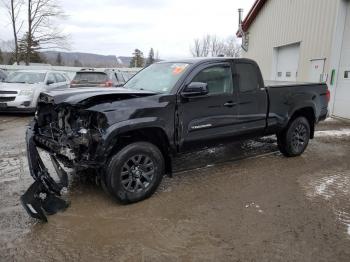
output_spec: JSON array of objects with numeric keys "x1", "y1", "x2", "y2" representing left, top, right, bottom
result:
[
  {"x1": 129, "y1": 49, "x2": 144, "y2": 68},
  {"x1": 74, "y1": 59, "x2": 83, "y2": 67},
  {"x1": 18, "y1": 33, "x2": 43, "y2": 63},
  {"x1": 0, "y1": 48, "x2": 3, "y2": 64},
  {"x1": 56, "y1": 53, "x2": 63, "y2": 66},
  {"x1": 146, "y1": 48, "x2": 155, "y2": 66},
  {"x1": 8, "y1": 52, "x2": 16, "y2": 65}
]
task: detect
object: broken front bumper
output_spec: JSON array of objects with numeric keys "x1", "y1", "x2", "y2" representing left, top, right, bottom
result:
[{"x1": 21, "y1": 121, "x2": 70, "y2": 222}]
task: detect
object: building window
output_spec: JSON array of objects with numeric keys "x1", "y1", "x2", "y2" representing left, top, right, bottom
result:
[
  {"x1": 286, "y1": 72, "x2": 291, "y2": 77},
  {"x1": 345, "y1": 71, "x2": 350, "y2": 79},
  {"x1": 277, "y1": 72, "x2": 282, "y2": 77}
]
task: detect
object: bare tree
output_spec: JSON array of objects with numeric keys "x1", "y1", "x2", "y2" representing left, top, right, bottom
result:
[
  {"x1": 190, "y1": 38, "x2": 202, "y2": 57},
  {"x1": 201, "y1": 34, "x2": 211, "y2": 57},
  {"x1": 210, "y1": 35, "x2": 226, "y2": 57},
  {"x1": 222, "y1": 36, "x2": 241, "y2": 58},
  {"x1": 1, "y1": 0, "x2": 24, "y2": 64},
  {"x1": 190, "y1": 35, "x2": 211, "y2": 57},
  {"x1": 190, "y1": 34, "x2": 241, "y2": 58},
  {"x1": 25, "y1": 0, "x2": 68, "y2": 65}
]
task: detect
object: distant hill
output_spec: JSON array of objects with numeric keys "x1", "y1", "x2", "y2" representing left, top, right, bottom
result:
[
  {"x1": 0, "y1": 46, "x2": 160, "y2": 67},
  {"x1": 42, "y1": 51, "x2": 132, "y2": 68}
]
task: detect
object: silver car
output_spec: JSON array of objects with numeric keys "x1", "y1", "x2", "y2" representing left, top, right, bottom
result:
[{"x1": 0, "y1": 70, "x2": 69, "y2": 113}]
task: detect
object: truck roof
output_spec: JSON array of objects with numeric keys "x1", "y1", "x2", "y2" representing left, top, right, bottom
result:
[{"x1": 158, "y1": 57, "x2": 256, "y2": 65}]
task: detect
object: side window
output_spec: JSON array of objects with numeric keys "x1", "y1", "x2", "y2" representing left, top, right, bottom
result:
[
  {"x1": 192, "y1": 66, "x2": 233, "y2": 95},
  {"x1": 47, "y1": 73, "x2": 56, "y2": 84},
  {"x1": 54, "y1": 73, "x2": 65, "y2": 82},
  {"x1": 54, "y1": 73, "x2": 62, "y2": 83},
  {"x1": 236, "y1": 63, "x2": 259, "y2": 92}
]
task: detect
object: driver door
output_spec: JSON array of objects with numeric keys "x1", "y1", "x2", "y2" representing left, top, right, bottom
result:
[{"x1": 177, "y1": 63, "x2": 239, "y2": 151}]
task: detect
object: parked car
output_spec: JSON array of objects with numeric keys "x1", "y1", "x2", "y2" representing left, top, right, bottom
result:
[
  {"x1": 0, "y1": 70, "x2": 69, "y2": 113},
  {"x1": 21, "y1": 58, "x2": 329, "y2": 221},
  {"x1": 0, "y1": 69, "x2": 8, "y2": 81},
  {"x1": 70, "y1": 68, "x2": 130, "y2": 88}
]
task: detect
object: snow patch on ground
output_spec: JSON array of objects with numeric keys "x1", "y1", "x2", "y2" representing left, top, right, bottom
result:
[
  {"x1": 245, "y1": 202, "x2": 264, "y2": 213},
  {"x1": 301, "y1": 173, "x2": 350, "y2": 237},
  {"x1": 314, "y1": 129, "x2": 350, "y2": 138}
]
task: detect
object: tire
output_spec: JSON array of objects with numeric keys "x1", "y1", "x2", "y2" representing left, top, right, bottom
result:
[
  {"x1": 277, "y1": 116, "x2": 310, "y2": 157},
  {"x1": 105, "y1": 142, "x2": 165, "y2": 204}
]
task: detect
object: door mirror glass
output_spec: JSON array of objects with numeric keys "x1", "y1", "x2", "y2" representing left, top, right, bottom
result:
[{"x1": 182, "y1": 82, "x2": 208, "y2": 97}]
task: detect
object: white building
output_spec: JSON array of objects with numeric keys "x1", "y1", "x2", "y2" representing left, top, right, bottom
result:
[{"x1": 237, "y1": 0, "x2": 350, "y2": 119}]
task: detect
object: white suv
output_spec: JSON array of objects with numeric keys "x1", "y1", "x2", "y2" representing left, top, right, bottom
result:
[{"x1": 0, "y1": 70, "x2": 69, "y2": 113}]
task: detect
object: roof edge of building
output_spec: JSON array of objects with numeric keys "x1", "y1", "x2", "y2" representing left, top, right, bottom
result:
[{"x1": 236, "y1": 0, "x2": 268, "y2": 37}]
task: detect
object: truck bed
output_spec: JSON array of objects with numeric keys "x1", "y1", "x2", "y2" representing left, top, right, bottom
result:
[{"x1": 265, "y1": 80, "x2": 329, "y2": 130}]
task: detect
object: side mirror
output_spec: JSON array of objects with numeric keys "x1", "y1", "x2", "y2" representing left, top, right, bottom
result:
[
  {"x1": 182, "y1": 82, "x2": 208, "y2": 97},
  {"x1": 46, "y1": 80, "x2": 54, "y2": 85}
]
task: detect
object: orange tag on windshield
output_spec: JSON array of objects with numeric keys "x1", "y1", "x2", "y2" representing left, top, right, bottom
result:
[
  {"x1": 172, "y1": 67, "x2": 184, "y2": 75},
  {"x1": 172, "y1": 64, "x2": 188, "y2": 75}
]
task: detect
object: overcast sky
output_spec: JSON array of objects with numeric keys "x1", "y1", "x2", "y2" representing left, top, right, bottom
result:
[{"x1": 0, "y1": 0, "x2": 255, "y2": 59}]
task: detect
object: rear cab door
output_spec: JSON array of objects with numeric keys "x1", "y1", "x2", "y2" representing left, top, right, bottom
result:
[
  {"x1": 233, "y1": 61, "x2": 268, "y2": 134},
  {"x1": 177, "y1": 61, "x2": 239, "y2": 151}
]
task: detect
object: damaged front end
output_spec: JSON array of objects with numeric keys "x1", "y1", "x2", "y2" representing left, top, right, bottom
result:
[{"x1": 21, "y1": 96, "x2": 108, "y2": 222}]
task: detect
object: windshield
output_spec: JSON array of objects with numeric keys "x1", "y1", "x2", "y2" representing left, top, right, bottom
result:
[
  {"x1": 5, "y1": 72, "x2": 46, "y2": 84},
  {"x1": 124, "y1": 63, "x2": 190, "y2": 93},
  {"x1": 73, "y1": 72, "x2": 108, "y2": 83}
]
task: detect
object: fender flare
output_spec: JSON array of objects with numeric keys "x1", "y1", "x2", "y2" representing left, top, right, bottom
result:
[{"x1": 100, "y1": 117, "x2": 172, "y2": 156}]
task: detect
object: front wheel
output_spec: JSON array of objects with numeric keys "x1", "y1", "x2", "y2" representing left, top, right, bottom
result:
[
  {"x1": 105, "y1": 142, "x2": 165, "y2": 204},
  {"x1": 277, "y1": 116, "x2": 310, "y2": 157}
]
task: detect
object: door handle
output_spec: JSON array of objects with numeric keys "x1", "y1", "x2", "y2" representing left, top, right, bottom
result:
[{"x1": 223, "y1": 101, "x2": 237, "y2": 107}]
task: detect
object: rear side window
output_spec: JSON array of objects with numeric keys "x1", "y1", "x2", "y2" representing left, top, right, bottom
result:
[
  {"x1": 74, "y1": 72, "x2": 108, "y2": 83},
  {"x1": 236, "y1": 63, "x2": 259, "y2": 92}
]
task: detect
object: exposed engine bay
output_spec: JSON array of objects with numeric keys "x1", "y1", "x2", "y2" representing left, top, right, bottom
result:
[
  {"x1": 21, "y1": 100, "x2": 109, "y2": 222},
  {"x1": 34, "y1": 101, "x2": 107, "y2": 168}
]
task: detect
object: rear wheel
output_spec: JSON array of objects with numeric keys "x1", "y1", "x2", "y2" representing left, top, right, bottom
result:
[
  {"x1": 277, "y1": 116, "x2": 310, "y2": 157},
  {"x1": 105, "y1": 142, "x2": 164, "y2": 204}
]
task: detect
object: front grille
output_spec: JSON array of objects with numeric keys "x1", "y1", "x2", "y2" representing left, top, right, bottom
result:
[
  {"x1": 0, "y1": 97, "x2": 15, "y2": 102},
  {"x1": 0, "y1": 91, "x2": 17, "y2": 95}
]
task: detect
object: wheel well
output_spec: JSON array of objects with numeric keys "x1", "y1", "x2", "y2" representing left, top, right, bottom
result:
[
  {"x1": 290, "y1": 107, "x2": 316, "y2": 138},
  {"x1": 109, "y1": 127, "x2": 172, "y2": 175}
]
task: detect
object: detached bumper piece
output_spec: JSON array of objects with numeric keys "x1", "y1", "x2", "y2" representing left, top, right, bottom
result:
[{"x1": 21, "y1": 121, "x2": 69, "y2": 222}]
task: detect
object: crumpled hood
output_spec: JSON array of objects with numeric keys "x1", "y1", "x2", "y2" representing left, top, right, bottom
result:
[{"x1": 39, "y1": 87, "x2": 156, "y2": 105}]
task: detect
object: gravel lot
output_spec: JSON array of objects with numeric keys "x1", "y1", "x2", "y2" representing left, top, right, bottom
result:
[{"x1": 0, "y1": 114, "x2": 350, "y2": 262}]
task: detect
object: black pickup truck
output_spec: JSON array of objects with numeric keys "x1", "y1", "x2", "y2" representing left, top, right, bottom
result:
[{"x1": 21, "y1": 58, "x2": 329, "y2": 221}]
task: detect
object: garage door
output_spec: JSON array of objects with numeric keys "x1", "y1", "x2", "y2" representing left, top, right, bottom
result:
[
  {"x1": 333, "y1": 2, "x2": 350, "y2": 119},
  {"x1": 275, "y1": 43, "x2": 300, "y2": 81}
]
